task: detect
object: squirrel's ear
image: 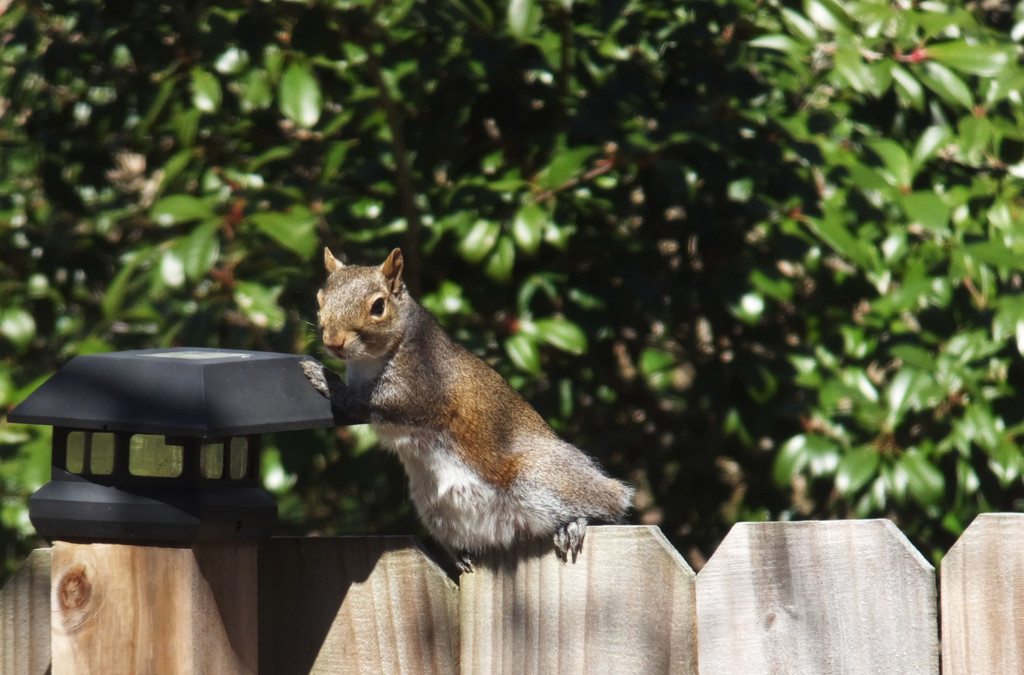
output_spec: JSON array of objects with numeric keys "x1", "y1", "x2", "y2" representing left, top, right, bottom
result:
[
  {"x1": 324, "y1": 247, "x2": 344, "y2": 274},
  {"x1": 381, "y1": 248, "x2": 404, "y2": 294}
]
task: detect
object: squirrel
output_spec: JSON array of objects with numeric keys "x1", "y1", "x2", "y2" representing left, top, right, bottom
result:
[{"x1": 300, "y1": 247, "x2": 633, "y2": 573}]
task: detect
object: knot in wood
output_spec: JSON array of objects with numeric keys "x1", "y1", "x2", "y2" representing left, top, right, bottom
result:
[{"x1": 57, "y1": 564, "x2": 91, "y2": 611}]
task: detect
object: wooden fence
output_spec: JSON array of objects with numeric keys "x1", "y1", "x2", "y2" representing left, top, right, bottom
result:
[{"x1": 1, "y1": 515, "x2": 1022, "y2": 673}]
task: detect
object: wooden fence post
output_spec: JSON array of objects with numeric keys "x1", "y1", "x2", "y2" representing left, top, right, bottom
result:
[
  {"x1": 50, "y1": 541, "x2": 256, "y2": 675},
  {"x1": 0, "y1": 548, "x2": 51, "y2": 675},
  {"x1": 696, "y1": 520, "x2": 937, "y2": 674},
  {"x1": 459, "y1": 525, "x2": 697, "y2": 674},
  {"x1": 258, "y1": 536, "x2": 459, "y2": 674},
  {"x1": 941, "y1": 512, "x2": 1024, "y2": 674}
]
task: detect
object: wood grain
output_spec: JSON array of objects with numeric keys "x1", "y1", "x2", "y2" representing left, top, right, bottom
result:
[
  {"x1": 696, "y1": 519, "x2": 937, "y2": 675},
  {"x1": 0, "y1": 547, "x2": 52, "y2": 675},
  {"x1": 459, "y1": 525, "x2": 697, "y2": 675},
  {"x1": 258, "y1": 536, "x2": 459, "y2": 675},
  {"x1": 50, "y1": 541, "x2": 257, "y2": 675},
  {"x1": 941, "y1": 513, "x2": 1024, "y2": 674}
]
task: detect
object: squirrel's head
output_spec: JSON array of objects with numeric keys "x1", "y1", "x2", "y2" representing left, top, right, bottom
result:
[{"x1": 316, "y1": 247, "x2": 406, "y2": 361}]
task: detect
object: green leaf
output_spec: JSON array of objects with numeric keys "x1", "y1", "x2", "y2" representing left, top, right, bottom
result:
[
  {"x1": 731, "y1": 292, "x2": 765, "y2": 325},
  {"x1": 278, "y1": 63, "x2": 323, "y2": 128},
  {"x1": 901, "y1": 192, "x2": 949, "y2": 232},
  {"x1": 918, "y1": 61, "x2": 974, "y2": 110},
  {"x1": 900, "y1": 450, "x2": 945, "y2": 507},
  {"x1": 891, "y1": 64, "x2": 925, "y2": 111},
  {"x1": 507, "y1": 0, "x2": 542, "y2": 40},
  {"x1": 506, "y1": 333, "x2": 541, "y2": 374},
  {"x1": 103, "y1": 249, "x2": 154, "y2": 318},
  {"x1": 535, "y1": 146, "x2": 596, "y2": 190},
  {"x1": 234, "y1": 281, "x2": 285, "y2": 331},
  {"x1": 174, "y1": 220, "x2": 221, "y2": 281},
  {"x1": 249, "y1": 207, "x2": 319, "y2": 258},
  {"x1": 246, "y1": 146, "x2": 295, "y2": 173},
  {"x1": 727, "y1": 177, "x2": 754, "y2": 202},
  {"x1": 239, "y1": 69, "x2": 273, "y2": 112},
  {"x1": 835, "y1": 46, "x2": 880, "y2": 96},
  {"x1": 190, "y1": 68, "x2": 222, "y2": 114},
  {"x1": 485, "y1": 235, "x2": 516, "y2": 282},
  {"x1": 865, "y1": 138, "x2": 912, "y2": 188},
  {"x1": 214, "y1": 46, "x2": 250, "y2": 75},
  {"x1": 150, "y1": 195, "x2": 215, "y2": 226},
  {"x1": 804, "y1": 0, "x2": 852, "y2": 33},
  {"x1": 957, "y1": 115, "x2": 991, "y2": 160},
  {"x1": 748, "y1": 34, "x2": 808, "y2": 59},
  {"x1": 835, "y1": 448, "x2": 881, "y2": 494},
  {"x1": 885, "y1": 369, "x2": 932, "y2": 429},
  {"x1": 889, "y1": 345, "x2": 934, "y2": 370},
  {"x1": 911, "y1": 126, "x2": 951, "y2": 169},
  {"x1": 805, "y1": 212, "x2": 875, "y2": 271},
  {"x1": 511, "y1": 203, "x2": 546, "y2": 254},
  {"x1": 457, "y1": 219, "x2": 500, "y2": 263},
  {"x1": 160, "y1": 248, "x2": 186, "y2": 287},
  {"x1": 926, "y1": 41, "x2": 1012, "y2": 77},
  {"x1": 322, "y1": 141, "x2": 354, "y2": 184},
  {"x1": 0, "y1": 308, "x2": 36, "y2": 351},
  {"x1": 774, "y1": 434, "x2": 811, "y2": 486},
  {"x1": 964, "y1": 240, "x2": 1024, "y2": 269},
  {"x1": 640, "y1": 348, "x2": 675, "y2": 376},
  {"x1": 534, "y1": 317, "x2": 588, "y2": 355},
  {"x1": 780, "y1": 7, "x2": 819, "y2": 42}
]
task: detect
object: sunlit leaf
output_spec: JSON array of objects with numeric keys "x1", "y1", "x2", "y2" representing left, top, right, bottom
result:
[
  {"x1": 535, "y1": 146, "x2": 596, "y2": 190},
  {"x1": 0, "y1": 308, "x2": 36, "y2": 351},
  {"x1": 485, "y1": 235, "x2": 516, "y2": 282},
  {"x1": 234, "y1": 281, "x2": 285, "y2": 331},
  {"x1": 901, "y1": 192, "x2": 949, "y2": 232},
  {"x1": 507, "y1": 0, "x2": 541, "y2": 40},
  {"x1": 457, "y1": 219, "x2": 500, "y2": 263},
  {"x1": 901, "y1": 451, "x2": 945, "y2": 507},
  {"x1": 506, "y1": 333, "x2": 541, "y2": 374},
  {"x1": 150, "y1": 195, "x2": 215, "y2": 226},
  {"x1": 249, "y1": 207, "x2": 319, "y2": 258},
  {"x1": 836, "y1": 448, "x2": 881, "y2": 494},
  {"x1": 918, "y1": 61, "x2": 974, "y2": 110},
  {"x1": 190, "y1": 68, "x2": 221, "y2": 114},
  {"x1": 534, "y1": 317, "x2": 588, "y2": 355},
  {"x1": 278, "y1": 63, "x2": 323, "y2": 128},
  {"x1": 511, "y1": 203, "x2": 546, "y2": 254},
  {"x1": 926, "y1": 41, "x2": 1012, "y2": 77}
]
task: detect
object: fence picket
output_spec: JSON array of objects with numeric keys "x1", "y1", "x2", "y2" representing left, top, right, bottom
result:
[
  {"x1": 0, "y1": 548, "x2": 50, "y2": 675},
  {"x1": 258, "y1": 536, "x2": 459, "y2": 675},
  {"x1": 459, "y1": 525, "x2": 697, "y2": 675},
  {"x1": 695, "y1": 520, "x2": 938, "y2": 674},
  {"x1": 941, "y1": 513, "x2": 1024, "y2": 674}
]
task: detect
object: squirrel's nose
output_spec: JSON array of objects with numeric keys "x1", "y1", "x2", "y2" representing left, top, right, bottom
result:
[{"x1": 324, "y1": 332, "x2": 346, "y2": 354}]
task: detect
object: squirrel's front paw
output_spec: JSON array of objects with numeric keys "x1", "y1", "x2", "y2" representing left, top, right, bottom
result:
[
  {"x1": 553, "y1": 517, "x2": 588, "y2": 563},
  {"x1": 299, "y1": 359, "x2": 331, "y2": 398}
]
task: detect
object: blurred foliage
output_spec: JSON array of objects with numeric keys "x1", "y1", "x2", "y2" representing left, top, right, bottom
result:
[{"x1": 2, "y1": 0, "x2": 1024, "y2": 580}]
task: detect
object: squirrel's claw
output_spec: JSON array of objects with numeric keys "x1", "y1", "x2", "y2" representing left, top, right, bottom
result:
[
  {"x1": 553, "y1": 517, "x2": 588, "y2": 563},
  {"x1": 300, "y1": 359, "x2": 331, "y2": 398},
  {"x1": 455, "y1": 551, "x2": 475, "y2": 575}
]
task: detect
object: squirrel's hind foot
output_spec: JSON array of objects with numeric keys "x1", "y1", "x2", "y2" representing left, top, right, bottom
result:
[
  {"x1": 455, "y1": 551, "x2": 475, "y2": 575},
  {"x1": 553, "y1": 517, "x2": 588, "y2": 563}
]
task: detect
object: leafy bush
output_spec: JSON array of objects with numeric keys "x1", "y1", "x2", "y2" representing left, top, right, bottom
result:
[{"x1": 2, "y1": 0, "x2": 1023, "y2": 578}]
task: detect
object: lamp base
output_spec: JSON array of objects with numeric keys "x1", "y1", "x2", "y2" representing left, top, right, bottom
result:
[{"x1": 29, "y1": 473, "x2": 277, "y2": 542}]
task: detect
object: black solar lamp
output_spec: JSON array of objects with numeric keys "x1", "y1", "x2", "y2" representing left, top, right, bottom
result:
[{"x1": 7, "y1": 348, "x2": 337, "y2": 542}]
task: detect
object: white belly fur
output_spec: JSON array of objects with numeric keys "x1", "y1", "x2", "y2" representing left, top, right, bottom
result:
[{"x1": 373, "y1": 424, "x2": 554, "y2": 552}]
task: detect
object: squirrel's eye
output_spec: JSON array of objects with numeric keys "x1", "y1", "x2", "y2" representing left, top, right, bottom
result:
[{"x1": 370, "y1": 297, "x2": 386, "y2": 317}]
